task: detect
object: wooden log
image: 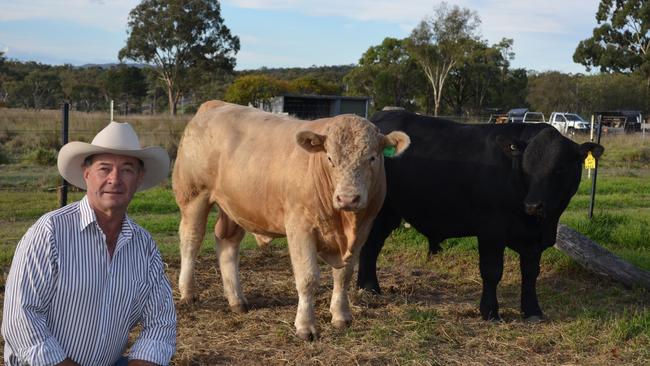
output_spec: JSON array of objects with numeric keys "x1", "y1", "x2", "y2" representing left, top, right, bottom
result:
[{"x1": 555, "y1": 224, "x2": 650, "y2": 290}]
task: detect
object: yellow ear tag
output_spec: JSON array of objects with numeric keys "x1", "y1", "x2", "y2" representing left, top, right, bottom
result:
[
  {"x1": 584, "y1": 151, "x2": 596, "y2": 169},
  {"x1": 383, "y1": 146, "x2": 396, "y2": 157}
]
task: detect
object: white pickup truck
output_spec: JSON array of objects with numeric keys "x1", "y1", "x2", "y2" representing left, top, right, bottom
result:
[{"x1": 548, "y1": 112, "x2": 590, "y2": 136}]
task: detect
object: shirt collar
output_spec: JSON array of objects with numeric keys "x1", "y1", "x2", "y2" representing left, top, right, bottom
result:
[
  {"x1": 78, "y1": 195, "x2": 135, "y2": 236},
  {"x1": 79, "y1": 195, "x2": 96, "y2": 232}
]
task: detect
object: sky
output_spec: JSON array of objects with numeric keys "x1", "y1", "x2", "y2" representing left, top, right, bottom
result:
[{"x1": 0, "y1": 0, "x2": 601, "y2": 74}]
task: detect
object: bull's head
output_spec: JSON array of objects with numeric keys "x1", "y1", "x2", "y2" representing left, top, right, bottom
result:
[
  {"x1": 497, "y1": 127, "x2": 604, "y2": 220},
  {"x1": 296, "y1": 115, "x2": 410, "y2": 211}
]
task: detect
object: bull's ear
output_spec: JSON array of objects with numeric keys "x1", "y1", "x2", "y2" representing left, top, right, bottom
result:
[
  {"x1": 578, "y1": 142, "x2": 604, "y2": 160},
  {"x1": 495, "y1": 135, "x2": 525, "y2": 159},
  {"x1": 296, "y1": 130, "x2": 326, "y2": 153},
  {"x1": 382, "y1": 131, "x2": 410, "y2": 157}
]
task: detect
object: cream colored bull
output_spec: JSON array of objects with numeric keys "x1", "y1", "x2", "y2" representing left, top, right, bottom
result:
[{"x1": 173, "y1": 100, "x2": 409, "y2": 340}]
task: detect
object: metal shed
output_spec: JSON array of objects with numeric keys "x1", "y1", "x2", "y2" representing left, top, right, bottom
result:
[{"x1": 262, "y1": 94, "x2": 370, "y2": 120}]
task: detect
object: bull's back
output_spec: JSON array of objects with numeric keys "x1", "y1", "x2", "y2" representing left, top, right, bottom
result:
[
  {"x1": 371, "y1": 111, "x2": 548, "y2": 239},
  {"x1": 173, "y1": 101, "x2": 311, "y2": 234}
]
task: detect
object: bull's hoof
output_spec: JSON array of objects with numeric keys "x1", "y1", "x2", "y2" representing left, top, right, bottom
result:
[
  {"x1": 229, "y1": 303, "x2": 249, "y2": 314},
  {"x1": 481, "y1": 311, "x2": 501, "y2": 322},
  {"x1": 523, "y1": 314, "x2": 546, "y2": 323},
  {"x1": 331, "y1": 319, "x2": 352, "y2": 329},
  {"x1": 179, "y1": 295, "x2": 197, "y2": 307},
  {"x1": 296, "y1": 329, "x2": 319, "y2": 342},
  {"x1": 357, "y1": 283, "x2": 382, "y2": 295}
]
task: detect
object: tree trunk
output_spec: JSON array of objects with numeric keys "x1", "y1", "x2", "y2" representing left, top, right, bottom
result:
[
  {"x1": 555, "y1": 224, "x2": 650, "y2": 290},
  {"x1": 167, "y1": 87, "x2": 177, "y2": 115}
]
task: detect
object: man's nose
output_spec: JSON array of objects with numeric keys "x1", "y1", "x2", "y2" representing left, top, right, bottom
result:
[{"x1": 107, "y1": 168, "x2": 121, "y2": 182}]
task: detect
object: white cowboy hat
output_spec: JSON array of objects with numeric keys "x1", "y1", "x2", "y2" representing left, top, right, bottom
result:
[{"x1": 57, "y1": 121, "x2": 170, "y2": 191}]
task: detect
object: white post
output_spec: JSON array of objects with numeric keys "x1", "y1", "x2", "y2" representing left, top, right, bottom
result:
[{"x1": 110, "y1": 100, "x2": 114, "y2": 122}]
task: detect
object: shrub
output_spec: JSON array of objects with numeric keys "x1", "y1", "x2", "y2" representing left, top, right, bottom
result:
[
  {"x1": 22, "y1": 148, "x2": 58, "y2": 166},
  {"x1": 0, "y1": 145, "x2": 11, "y2": 164}
]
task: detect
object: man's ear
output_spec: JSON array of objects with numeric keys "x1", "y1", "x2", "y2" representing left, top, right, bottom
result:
[
  {"x1": 578, "y1": 142, "x2": 604, "y2": 160},
  {"x1": 382, "y1": 131, "x2": 410, "y2": 157},
  {"x1": 296, "y1": 130, "x2": 326, "y2": 153},
  {"x1": 495, "y1": 135, "x2": 525, "y2": 159}
]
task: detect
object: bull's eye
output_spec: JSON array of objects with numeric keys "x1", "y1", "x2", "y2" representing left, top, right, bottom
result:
[
  {"x1": 369, "y1": 156, "x2": 376, "y2": 163},
  {"x1": 327, "y1": 156, "x2": 335, "y2": 167},
  {"x1": 510, "y1": 144, "x2": 517, "y2": 151}
]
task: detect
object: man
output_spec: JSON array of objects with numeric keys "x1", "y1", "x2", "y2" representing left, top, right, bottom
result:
[{"x1": 2, "y1": 122, "x2": 176, "y2": 366}]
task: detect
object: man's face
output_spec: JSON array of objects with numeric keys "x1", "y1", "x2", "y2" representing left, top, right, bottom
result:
[{"x1": 83, "y1": 153, "x2": 144, "y2": 216}]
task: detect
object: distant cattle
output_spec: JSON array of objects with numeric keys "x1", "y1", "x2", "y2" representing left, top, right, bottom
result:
[
  {"x1": 357, "y1": 110, "x2": 603, "y2": 321},
  {"x1": 173, "y1": 101, "x2": 410, "y2": 340}
]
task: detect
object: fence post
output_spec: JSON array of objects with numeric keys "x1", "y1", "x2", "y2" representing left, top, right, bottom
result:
[
  {"x1": 58, "y1": 103, "x2": 69, "y2": 208},
  {"x1": 588, "y1": 114, "x2": 603, "y2": 220}
]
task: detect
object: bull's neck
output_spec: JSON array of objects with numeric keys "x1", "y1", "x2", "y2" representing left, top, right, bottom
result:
[{"x1": 311, "y1": 153, "x2": 337, "y2": 216}]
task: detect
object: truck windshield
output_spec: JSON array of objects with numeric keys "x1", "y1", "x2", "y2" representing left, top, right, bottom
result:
[{"x1": 565, "y1": 114, "x2": 585, "y2": 121}]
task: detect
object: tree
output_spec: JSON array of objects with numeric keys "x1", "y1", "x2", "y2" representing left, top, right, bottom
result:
[
  {"x1": 577, "y1": 72, "x2": 648, "y2": 113},
  {"x1": 526, "y1": 72, "x2": 581, "y2": 115},
  {"x1": 119, "y1": 0, "x2": 240, "y2": 115},
  {"x1": 104, "y1": 65, "x2": 148, "y2": 115},
  {"x1": 24, "y1": 69, "x2": 62, "y2": 109},
  {"x1": 288, "y1": 76, "x2": 340, "y2": 95},
  {"x1": 443, "y1": 39, "x2": 507, "y2": 115},
  {"x1": 224, "y1": 74, "x2": 289, "y2": 108},
  {"x1": 574, "y1": 0, "x2": 650, "y2": 82},
  {"x1": 406, "y1": 2, "x2": 481, "y2": 116},
  {"x1": 344, "y1": 37, "x2": 422, "y2": 112}
]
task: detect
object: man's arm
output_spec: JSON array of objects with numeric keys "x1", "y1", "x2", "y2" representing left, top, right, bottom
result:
[
  {"x1": 128, "y1": 247, "x2": 176, "y2": 364},
  {"x1": 2, "y1": 220, "x2": 68, "y2": 365}
]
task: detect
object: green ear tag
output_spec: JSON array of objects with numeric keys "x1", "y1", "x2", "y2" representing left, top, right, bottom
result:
[{"x1": 383, "y1": 146, "x2": 396, "y2": 157}]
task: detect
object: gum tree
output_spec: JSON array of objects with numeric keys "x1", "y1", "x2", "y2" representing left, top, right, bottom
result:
[
  {"x1": 574, "y1": 0, "x2": 650, "y2": 85},
  {"x1": 406, "y1": 2, "x2": 481, "y2": 116},
  {"x1": 119, "y1": 0, "x2": 240, "y2": 115}
]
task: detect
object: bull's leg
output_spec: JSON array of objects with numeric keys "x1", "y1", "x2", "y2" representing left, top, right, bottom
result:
[
  {"x1": 478, "y1": 238, "x2": 505, "y2": 321},
  {"x1": 330, "y1": 257, "x2": 356, "y2": 329},
  {"x1": 178, "y1": 192, "x2": 211, "y2": 303},
  {"x1": 214, "y1": 211, "x2": 248, "y2": 313},
  {"x1": 287, "y1": 229, "x2": 320, "y2": 341},
  {"x1": 520, "y1": 250, "x2": 544, "y2": 320},
  {"x1": 357, "y1": 207, "x2": 401, "y2": 294},
  {"x1": 426, "y1": 237, "x2": 443, "y2": 259}
]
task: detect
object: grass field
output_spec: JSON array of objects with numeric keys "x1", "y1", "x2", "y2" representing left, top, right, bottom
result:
[{"x1": 0, "y1": 109, "x2": 649, "y2": 365}]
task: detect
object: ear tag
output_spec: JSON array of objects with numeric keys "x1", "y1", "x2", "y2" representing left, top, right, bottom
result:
[
  {"x1": 584, "y1": 151, "x2": 596, "y2": 169},
  {"x1": 383, "y1": 146, "x2": 396, "y2": 157}
]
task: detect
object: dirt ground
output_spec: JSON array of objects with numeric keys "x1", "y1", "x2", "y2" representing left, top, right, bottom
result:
[{"x1": 169, "y1": 245, "x2": 454, "y2": 365}]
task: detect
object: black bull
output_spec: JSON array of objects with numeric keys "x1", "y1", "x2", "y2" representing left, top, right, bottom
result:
[{"x1": 357, "y1": 110, "x2": 604, "y2": 320}]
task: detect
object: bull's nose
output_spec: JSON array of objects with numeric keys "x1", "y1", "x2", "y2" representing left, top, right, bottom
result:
[
  {"x1": 336, "y1": 194, "x2": 361, "y2": 210},
  {"x1": 524, "y1": 202, "x2": 544, "y2": 216}
]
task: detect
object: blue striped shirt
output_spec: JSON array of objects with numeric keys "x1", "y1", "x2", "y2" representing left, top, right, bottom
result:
[{"x1": 2, "y1": 196, "x2": 176, "y2": 366}]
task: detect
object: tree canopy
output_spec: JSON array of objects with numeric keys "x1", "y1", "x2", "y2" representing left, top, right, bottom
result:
[
  {"x1": 406, "y1": 2, "x2": 482, "y2": 116},
  {"x1": 344, "y1": 37, "x2": 423, "y2": 113},
  {"x1": 119, "y1": 0, "x2": 240, "y2": 115},
  {"x1": 574, "y1": 0, "x2": 650, "y2": 79}
]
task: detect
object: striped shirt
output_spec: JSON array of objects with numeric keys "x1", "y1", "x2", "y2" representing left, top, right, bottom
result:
[{"x1": 2, "y1": 196, "x2": 176, "y2": 366}]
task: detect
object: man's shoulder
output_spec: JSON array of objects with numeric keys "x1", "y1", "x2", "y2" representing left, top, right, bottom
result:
[{"x1": 32, "y1": 201, "x2": 81, "y2": 230}]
